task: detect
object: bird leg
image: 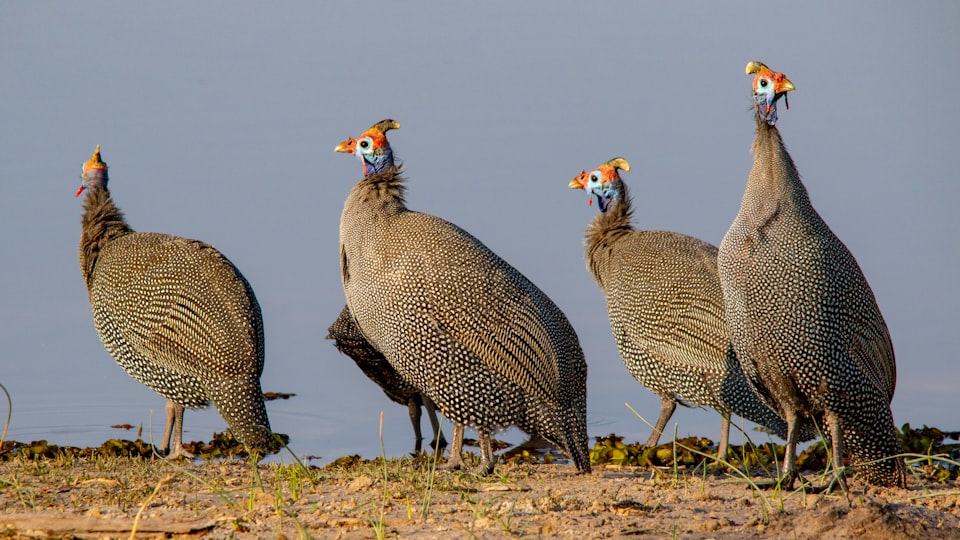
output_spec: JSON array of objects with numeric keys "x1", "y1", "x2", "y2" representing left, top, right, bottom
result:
[
  {"x1": 407, "y1": 399, "x2": 424, "y2": 454},
  {"x1": 439, "y1": 422, "x2": 466, "y2": 470},
  {"x1": 477, "y1": 431, "x2": 497, "y2": 476},
  {"x1": 824, "y1": 412, "x2": 849, "y2": 493},
  {"x1": 777, "y1": 408, "x2": 801, "y2": 489},
  {"x1": 646, "y1": 396, "x2": 677, "y2": 447},
  {"x1": 161, "y1": 400, "x2": 195, "y2": 460},
  {"x1": 717, "y1": 413, "x2": 731, "y2": 463},
  {"x1": 422, "y1": 394, "x2": 447, "y2": 454}
]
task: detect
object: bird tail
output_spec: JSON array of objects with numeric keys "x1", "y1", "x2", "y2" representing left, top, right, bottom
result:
[
  {"x1": 561, "y1": 403, "x2": 592, "y2": 474},
  {"x1": 840, "y1": 400, "x2": 906, "y2": 487},
  {"x1": 205, "y1": 376, "x2": 273, "y2": 452},
  {"x1": 523, "y1": 395, "x2": 591, "y2": 473}
]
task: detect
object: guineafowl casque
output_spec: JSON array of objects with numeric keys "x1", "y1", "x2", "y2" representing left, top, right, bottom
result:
[
  {"x1": 327, "y1": 300, "x2": 447, "y2": 453},
  {"x1": 77, "y1": 145, "x2": 272, "y2": 458},
  {"x1": 717, "y1": 62, "x2": 905, "y2": 487},
  {"x1": 336, "y1": 120, "x2": 590, "y2": 474},
  {"x1": 569, "y1": 158, "x2": 811, "y2": 459}
]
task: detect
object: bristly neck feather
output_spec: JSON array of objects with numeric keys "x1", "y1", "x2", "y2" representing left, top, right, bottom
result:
[
  {"x1": 79, "y1": 187, "x2": 133, "y2": 288},
  {"x1": 585, "y1": 181, "x2": 634, "y2": 285},
  {"x1": 354, "y1": 165, "x2": 408, "y2": 214}
]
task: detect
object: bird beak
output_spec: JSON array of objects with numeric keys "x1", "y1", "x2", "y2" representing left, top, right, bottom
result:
[
  {"x1": 569, "y1": 171, "x2": 588, "y2": 190},
  {"x1": 773, "y1": 73, "x2": 797, "y2": 94},
  {"x1": 334, "y1": 137, "x2": 357, "y2": 154},
  {"x1": 75, "y1": 184, "x2": 86, "y2": 198}
]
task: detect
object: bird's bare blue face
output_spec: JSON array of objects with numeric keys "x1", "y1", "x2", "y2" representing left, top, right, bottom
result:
[
  {"x1": 586, "y1": 168, "x2": 620, "y2": 213},
  {"x1": 752, "y1": 67, "x2": 795, "y2": 126},
  {"x1": 754, "y1": 75, "x2": 782, "y2": 125},
  {"x1": 355, "y1": 134, "x2": 394, "y2": 176}
]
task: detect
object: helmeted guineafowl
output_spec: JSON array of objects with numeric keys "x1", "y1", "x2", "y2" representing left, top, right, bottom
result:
[
  {"x1": 717, "y1": 62, "x2": 905, "y2": 487},
  {"x1": 76, "y1": 145, "x2": 272, "y2": 458},
  {"x1": 336, "y1": 120, "x2": 590, "y2": 474},
  {"x1": 569, "y1": 158, "x2": 812, "y2": 459},
  {"x1": 326, "y1": 137, "x2": 448, "y2": 454}
]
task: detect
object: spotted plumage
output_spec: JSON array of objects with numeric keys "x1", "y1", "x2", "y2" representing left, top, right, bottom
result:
[
  {"x1": 77, "y1": 145, "x2": 272, "y2": 458},
  {"x1": 327, "y1": 281, "x2": 447, "y2": 453},
  {"x1": 337, "y1": 120, "x2": 590, "y2": 474},
  {"x1": 570, "y1": 158, "x2": 811, "y2": 458},
  {"x1": 717, "y1": 63, "x2": 905, "y2": 487}
]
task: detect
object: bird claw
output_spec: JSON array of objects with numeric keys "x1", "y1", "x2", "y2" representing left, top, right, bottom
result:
[
  {"x1": 475, "y1": 459, "x2": 497, "y2": 477},
  {"x1": 163, "y1": 445, "x2": 196, "y2": 461},
  {"x1": 438, "y1": 458, "x2": 465, "y2": 471}
]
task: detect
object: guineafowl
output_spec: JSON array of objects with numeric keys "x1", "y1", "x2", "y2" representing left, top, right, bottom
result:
[
  {"x1": 717, "y1": 63, "x2": 905, "y2": 487},
  {"x1": 77, "y1": 145, "x2": 272, "y2": 458},
  {"x1": 337, "y1": 120, "x2": 590, "y2": 474}
]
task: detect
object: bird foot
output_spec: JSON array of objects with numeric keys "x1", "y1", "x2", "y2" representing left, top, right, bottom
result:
[
  {"x1": 474, "y1": 459, "x2": 497, "y2": 476},
  {"x1": 773, "y1": 469, "x2": 800, "y2": 491},
  {"x1": 164, "y1": 445, "x2": 196, "y2": 461},
  {"x1": 750, "y1": 470, "x2": 803, "y2": 491},
  {"x1": 703, "y1": 461, "x2": 731, "y2": 477},
  {"x1": 813, "y1": 467, "x2": 849, "y2": 495},
  {"x1": 439, "y1": 457, "x2": 466, "y2": 471}
]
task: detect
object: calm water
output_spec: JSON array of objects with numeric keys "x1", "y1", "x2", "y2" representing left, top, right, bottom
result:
[
  {"x1": 3, "y1": 331, "x2": 744, "y2": 465},
  {"x1": 2, "y1": 3, "x2": 957, "y2": 466}
]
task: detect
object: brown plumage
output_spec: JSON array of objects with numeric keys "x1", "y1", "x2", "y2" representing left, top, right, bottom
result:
[
  {"x1": 717, "y1": 63, "x2": 905, "y2": 487},
  {"x1": 327, "y1": 304, "x2": 447, "y2": 453},
  {"x1": 77, "y1": 145, "x2": 272, "y2": 458}
]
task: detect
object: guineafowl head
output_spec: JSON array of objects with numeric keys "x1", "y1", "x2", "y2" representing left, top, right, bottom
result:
[
  {"x1": 746, "y1": 61, "x2": 795, "y2": 126},
  {"x1": 568, "y1": 157, "x2": 630, "y2": 213},
  {"x1": 334, "y1": 119, "x2": 400, "y2": 176},
  {"x1": 75, "y1": 144, "x2": 108, "y2": 197}
]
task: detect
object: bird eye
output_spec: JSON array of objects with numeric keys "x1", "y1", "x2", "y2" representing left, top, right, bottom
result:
[
  {"x1": 358, "y1": 137, "x2": 372, "y2": 150},
  {"x1": 589, "y1": 172, "x2": 601, "y2": 183},
  {"x1": 759, "y1": 79, "x2": 768, "y2": 88}
]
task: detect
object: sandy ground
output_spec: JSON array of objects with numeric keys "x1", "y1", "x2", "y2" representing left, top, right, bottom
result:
[{"x1": 1, "y1": 449, "x2": 959, "y2": 539}]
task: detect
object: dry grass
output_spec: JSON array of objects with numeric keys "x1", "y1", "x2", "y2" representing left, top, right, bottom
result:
[{"x1": 1, "y1": 448, "x2": 959, "y2": 539}]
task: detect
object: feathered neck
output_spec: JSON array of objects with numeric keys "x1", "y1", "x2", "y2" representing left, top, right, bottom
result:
[
  {"x1": 79, "y1": 186, "x2": 133, "y2": 288},
  {"x1": 748, "y1": 113, "x2": 811, "y2": 206},
  {"x1": 585, "y1": 181, "x2": 634, "y2": 285},
  {"x1": 350, "y1": 165, "x2": 408, "y2": 215}
]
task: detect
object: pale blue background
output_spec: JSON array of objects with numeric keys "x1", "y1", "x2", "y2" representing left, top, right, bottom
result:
[{"x1": 1, "y1": 2, "x2": 956, "y2": 463}]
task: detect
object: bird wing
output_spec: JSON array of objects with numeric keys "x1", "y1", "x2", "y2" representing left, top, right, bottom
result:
[
  {"x1": 821, "y1": 232, "x2": 897, "y2": 402},
  {"x1": 103, "y1": 234, "x2": 262, "y2": 378},
  {"x1": 388, "y1": 214, "x2": 563, "y2": 404},
  {"x1": 842, "y1": 284, "x2": 897, "y2": 401},
  {"x1": 611, "y1": 234, "x2": 730, "y2": 375}
]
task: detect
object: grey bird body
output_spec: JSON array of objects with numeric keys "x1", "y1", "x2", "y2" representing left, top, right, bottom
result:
[
  {"x1": 580, "y1": 171, "x2": 806, "y2": 457},
  {"x1": 78, "y1": 148, "x2": 271, "y2": 457},
  {"x1": 717, "y1": 91, "x2": 905, "y2": 486},
  {"x1": 327, "y1": 304, "x2": 447, "y2": 453},
  {"x1": 339, "y1": 167, "x2": 590, "y2": 474}
]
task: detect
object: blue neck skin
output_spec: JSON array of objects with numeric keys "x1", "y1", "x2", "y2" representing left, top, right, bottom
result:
[
  {"x1": 756, "y1": 90, "x2": 788, "y2": 125},
  {"x1": 361, "y1": 147, "x2": 395, "y2": 176},
  {"x1": 592, "y1": 182, "x2": 620, "y2": 213}
]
